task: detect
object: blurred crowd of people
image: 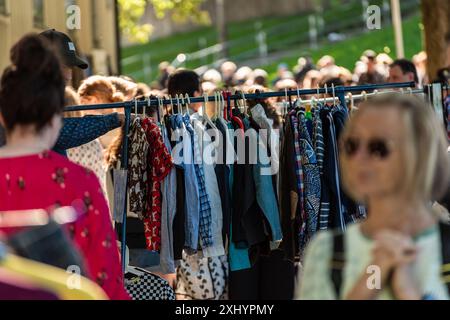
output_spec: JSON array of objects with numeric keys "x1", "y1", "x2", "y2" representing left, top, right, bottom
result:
[{"x1": 143, "y1": 47, "x2": 449, "y2": 101}]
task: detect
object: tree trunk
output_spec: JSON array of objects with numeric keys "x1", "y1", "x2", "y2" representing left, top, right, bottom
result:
[
  {"x1": 421, "y1": 0, "x2": 450, "y2": 82},
  {"x1": 216, "y1": 0, "x2": 228, "y2": 59}
]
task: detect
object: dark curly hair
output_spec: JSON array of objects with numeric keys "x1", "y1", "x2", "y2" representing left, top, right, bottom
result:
[{"x1": 0, "y1": 33, "x2": 65, "y2": 133}]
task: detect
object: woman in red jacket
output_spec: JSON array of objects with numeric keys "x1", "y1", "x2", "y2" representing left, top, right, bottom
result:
[{"x1": 0, "y1": 34, "x2": 129, "y2": 300}]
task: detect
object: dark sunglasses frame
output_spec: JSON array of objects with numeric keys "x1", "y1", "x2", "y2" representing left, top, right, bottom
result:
[{"x1": 341, "y1": 137, "x2": 394, "y2": 159}]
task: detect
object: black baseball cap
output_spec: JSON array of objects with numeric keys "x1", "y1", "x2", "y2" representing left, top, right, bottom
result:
[{"x1": 40, "y1": 29, "x2": 88, "y2": 70}]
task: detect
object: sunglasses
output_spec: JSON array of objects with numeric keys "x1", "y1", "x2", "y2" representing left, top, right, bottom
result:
[{"x1": 341, "y1": 137, "x2": 393, "y2": 159}]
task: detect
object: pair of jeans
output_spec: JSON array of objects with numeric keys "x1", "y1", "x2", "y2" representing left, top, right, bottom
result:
[{"x1": 169, "y1": 114, "x2": 200, "y2": 252}]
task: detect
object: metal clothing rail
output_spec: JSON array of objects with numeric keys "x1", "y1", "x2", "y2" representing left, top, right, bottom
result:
[
  {"x1": 65, "y1": 82, "x2": 415, "y2": 113},
  {"x1": 63, "y1": 81, "x2": 415, "y2": 273}
]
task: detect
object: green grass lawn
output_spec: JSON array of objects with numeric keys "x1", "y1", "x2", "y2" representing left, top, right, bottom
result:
[
  {"x1": 121, "y1": 0, "x2": 421, "y2": 83},
  {"x1": 264, "y1": 13, "x2": 423, "y2": 81}
]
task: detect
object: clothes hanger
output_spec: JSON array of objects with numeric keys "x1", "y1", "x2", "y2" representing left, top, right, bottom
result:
[
  {"x1": 347, "y1": 93, "x2": 354, "y2": 112},
  {"x1": 241, "y1": 90, "x2": 248, "y2": 116},
  {"x1": 361, "y1": 90, "x2": 368, "y2": 101},
  {"x1": 134, "y1": 98, "x2": 138, "y2": 116},
  {"x1": 201, "y1": 93, "x2": 218, "y2": 130},
  {"x1": 331, "y1": 83, "x2": 336, "y2": 107}
]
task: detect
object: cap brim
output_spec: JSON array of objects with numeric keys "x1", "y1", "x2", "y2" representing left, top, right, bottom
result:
[
  {"x1": 63, "y1": 54, "x2": 89, "y2": 70},
  {"x1": 74, "y1": 56, "x2": 89, "y2": 70}
]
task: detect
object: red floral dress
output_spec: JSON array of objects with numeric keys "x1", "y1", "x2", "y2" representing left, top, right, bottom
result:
[
  {"x1": 141, "y1": 119, "x2": 174, "y2": 252},
  {"x1": 0, "y1": 151, "x2": 130, "y2": 300}
]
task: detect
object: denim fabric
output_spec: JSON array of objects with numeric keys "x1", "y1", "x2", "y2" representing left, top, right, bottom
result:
[
  {"x1": 112, "y1": 169, "x2": 128, "y2": 223},
  {"x1": 8, "y1": 220, "x2": 87, "y2": 275},
  {"x1": 183, "y1": 114, "x2": 213, "y2": 248},
  {"x1": 54, "y1": 114, "x2": 121, "y2": 155},
  {"x1": 332, "y1": 105, "x2": 354, "y2": 226},
  {"x1": 228, "y1": 224, "x2": 251, "y2": 272},
  {"x1": 160, "y1": 126, "x2": 178, "y2": 274},
  {"x1": 191, "y1": 114, "x2": 225, "y2": 257},
  {"x1": 248, "y1": 128, "x2": 283, "y2": 246},
  {"x1": 320, "y1": 108, "x2": 345, "y2": 231},
  {"x1": 214, "y1": 119, "x2": 233, "y2": 244},
  {"x1": 297, "y1": 110, "x2": 321, "y2": 250},
  {"x1": 169, "y1": 115, "x2": 200, "y2": 251}
]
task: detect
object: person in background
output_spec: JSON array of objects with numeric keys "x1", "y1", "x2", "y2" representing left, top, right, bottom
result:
[
  {"x1": 271, "y1": 63, "x2": 289, "y2": 87},
  {"x1": 297, "y1": 93, "x2": 449, "y2": 300},
  {"x1": 357, "y1": 50, "x2": 386, "y2": 85},
  {"x1": 68, "y1": 76, "x2": 126, "y2": 199},
  {"x1": 253, "y1": 68, "x2": 269, "y2": 87},
  {"x1": 220, "y1": 61, "x2": 238, "y2": 88},
  {"x1": 168, "y1": 69, "x2": 203, "y2": 113},
  {"x1": 388, "y1": 59, "x2": 419, "y2": 87},
  {"x1": 108, "y1": 76, "x2": 138, "y2": 101},
  {"x1": 0, "y1": 33, "x2": 129, "y2": 300},
  {"x1": 302, "y1": 70, "x2": 323, "y2": 90},
  {"x1": 376, "y1": 53, "x2": 394, "y2": 79},
  {"x1": 64, "y1": 87, "x2": 82, "y2": 118},
  {"x1": 294, "y1": 56, "x2": 316, "y2": 85},
  {"x1": 413, "y1": 51, "x2": 429, "y2": 87},
  {"x1": 202, "y1": 69, "x2": 223, "y2": 87},
  {"x1": 34, "y1": 29, "x2": 124, "y2": 156},
  {"x1": 157, "y1": 61, "x2": 173, "y2": 89},
  {"x1": 136, "y1": 82, "x2": 151, "y2": 98}
]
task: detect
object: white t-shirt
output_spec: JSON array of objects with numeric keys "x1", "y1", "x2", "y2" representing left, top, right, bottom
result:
[{"x1": 295, "y1": 223, "x2": 449, "y2": 300}]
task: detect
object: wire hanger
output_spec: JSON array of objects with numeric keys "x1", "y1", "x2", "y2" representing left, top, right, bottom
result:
[
  {"x1": 241, "y1": 90, "x2": 248, "y2": 115},
  {"x1": 361, "y1": 90, "x2": 368, "y2": 101},
  {"x1": 332, "y1": 83, "x2": 336, "y2": 106}
]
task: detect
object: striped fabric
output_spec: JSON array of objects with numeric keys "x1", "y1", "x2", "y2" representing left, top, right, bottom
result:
[
  {"x1": 183, "y1": 115, "x2": 213, "y2": 248},
  {"x1": 312, "y1": 106, "x2": 328, "y2": 230},
  {"x1": 289, "y1": 111, "x2": 306, "y2": 243}
]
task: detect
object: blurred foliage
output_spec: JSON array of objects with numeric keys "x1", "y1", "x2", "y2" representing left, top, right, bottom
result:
[{"x1": 119, "y1": 0, "x2": 210, "y2": 44}]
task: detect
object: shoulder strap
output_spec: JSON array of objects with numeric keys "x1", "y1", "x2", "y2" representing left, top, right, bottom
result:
[
  {"x1": 438, "y1": 222, "x2": 450, "y2": 295},
  {"x1": 330, "y1": 231, "x2": 346, "y2": 299}
]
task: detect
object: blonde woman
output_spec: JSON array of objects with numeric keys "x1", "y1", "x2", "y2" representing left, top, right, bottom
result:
[{"x1": 296, "y1": 94, "x2": 449, "y2": 300}]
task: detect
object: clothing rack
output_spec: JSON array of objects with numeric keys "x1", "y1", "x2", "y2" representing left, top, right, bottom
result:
[{"x1": 64, "y1": 81, "x2": 419, "y2": 272}]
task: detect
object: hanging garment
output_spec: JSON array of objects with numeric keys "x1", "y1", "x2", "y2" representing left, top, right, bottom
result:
[
  {"x1": 160, "y1": 125, "x2": 178, "y2": 274},
  {"x1": 320, "y1": 107, "x2": 345, "y2": 231},
  {"x1": 247, "y1": 122, "x2": 283, "y2": 248},
  {"x1": 169, "y1": 114, "x2": 200, "y2": 253},
  {"x1": 191, "y1": 113, "x2": 225, "y2": 258},
  {"x1": 142, "y1": 118, "x2": 174, "y2": 252},
  {"x1": 176, "y1": 251, "x2": 228, "y2": 300},
  {"x1": 183, "y1": 114, "x2": 214, "y2": 249},
  {"x1": 213, "y1": 118, "x2": 233, "y2": 245},
  {"x1": 0, "y1": 151, "x2": 130, "y2": 300},
  {"x1": 125, "y1": 267, "x2": 175, "y2": 301},
  {"x1": 297, "y1": 110, "x2": 321, "y2": 250},
  {"x1": 127, "y1": 117, "x2": 149, "y2": 219},
  {"x1": 67, "y1": 139, "x2": 107, "y2": 198},
  {"x1": 312, "y1": 106, "x2": 329, "y2": 230},
  {"x1": 279, "y1": 114, "x2": 300, "y2": 262},
  {"x1": 229, "y1": 249, "x2": 295, "y2": 300}
]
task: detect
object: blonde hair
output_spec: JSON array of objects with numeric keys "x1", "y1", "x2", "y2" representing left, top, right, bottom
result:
[
  {"x1": 78, "y1": 75, "x2": 125, "y2": 103},
  {"x1": 108, "y1": 76, "x2": 138, "y2": 100},
  {"x1": 340, "y1": 93, "x2": 449, "y2": 203},
  {"x1": 64, "y1": 86, "x2": 82, "y2": 118}
]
